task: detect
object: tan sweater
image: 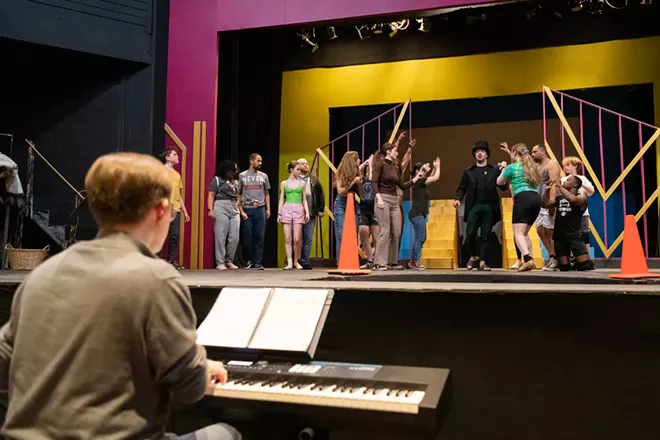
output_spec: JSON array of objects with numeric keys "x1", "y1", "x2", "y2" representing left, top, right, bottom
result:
[{"x1": 0, "y1": 232, "x2": 208, "y2": 440}]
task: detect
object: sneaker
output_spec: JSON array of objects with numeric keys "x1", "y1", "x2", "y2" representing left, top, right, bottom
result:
[
  {"x1": 294, "y1": 262, "x2": 303, "y2": 270},
  {"x1": 253, "y1": 264, "x2": 265, "y2": 270},
  {"x1": 478, "y1": 263, "x2": 491, "y2": 271},
  {"x1": 375, "y1": 265, "x2": 389, "y2": 271},
  {"x1": 518, "y1": 260, "x2": 536, "y2": 272},
  {"x1": 360, "y1": 261, "x2": 374, "y2": 270},
  {"x1": 216, "y1": 264, "x2": 227, "y2": 271},
  {"x1": 510, "y1": 260, "x2": 522, "y2": 270},
  {"x1": 389, "y1": 264, "x2": 405, "y2": 271},
  {"x1": 298, "y1": 261, "x2": 313, "y2": 270},
  {"x1": 542, "y1": 258, "x2": 559, "y2": 272},
  {"x1": 408, "y1": 261, "x2": 426, "y2": 271},
  {"x1": 244, "y1": 261, "x2": 253, "y2": 269},
  {"x1": 226, "y1": 262, "x2": 238, "y2": 270}
]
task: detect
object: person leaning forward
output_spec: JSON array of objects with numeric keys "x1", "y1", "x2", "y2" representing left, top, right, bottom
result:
[
  {"x1": 0, "y1": 152, "x2": 240, "y2": 440},
  {"x1": 454, "y1": 141, "x2": 507, "y2": 271}
]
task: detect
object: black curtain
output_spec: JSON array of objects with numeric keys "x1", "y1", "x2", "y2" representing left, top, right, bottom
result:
[{"x1": 217, "y1": 30, "x2": 285, "y2": 268}]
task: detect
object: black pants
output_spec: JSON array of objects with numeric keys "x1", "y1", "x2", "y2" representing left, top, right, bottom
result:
[
  {"x1": 162, "y1": 212, "x2": 180, "y2": 263},
  {"x1": 466, "y1": 204, "x2": 493, "y2": 261}
]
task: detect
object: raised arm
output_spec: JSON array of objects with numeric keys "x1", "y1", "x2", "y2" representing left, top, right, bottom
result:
[
  {"x1": 558, "y1": 183, "x2": 587, "y2": 206},
  {"x1": 541, "y1": 183, "x2": 557, "y2": 209},
  {"x1": 426, "y1": 158, "x2": 441, "y2": 185},
  {"x1": 580, "y1": 175, "x2": 595, "y2": 197}
]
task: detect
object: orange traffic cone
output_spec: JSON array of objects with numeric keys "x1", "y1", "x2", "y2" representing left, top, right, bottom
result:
[
  {"x1": 327, "y1": 193, "x2": 371, "y2": 275},
  {"x1": 610, "y1": 215, "x2": 660, "y2": 279}
]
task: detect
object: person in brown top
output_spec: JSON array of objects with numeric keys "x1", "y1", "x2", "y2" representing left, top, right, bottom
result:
[
  {"x1": 372, "y1": 141, "x2": 425, "y2": 270},
  {"x1": 0, "y1": 153, "x2": 240, "y2": 440}
]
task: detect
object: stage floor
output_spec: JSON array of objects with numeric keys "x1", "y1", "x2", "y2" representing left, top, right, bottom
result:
[{"x1": 1, "y1": 268, "x2": 660, "y2": 295}]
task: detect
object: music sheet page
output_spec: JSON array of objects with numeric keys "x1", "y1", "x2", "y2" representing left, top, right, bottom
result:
[
  {"x1": 196, "y1": 288, "x2": 272, "y2": 348},
  {"x1": 248, "y1": 288, "x2": 329, "y2": 352}
]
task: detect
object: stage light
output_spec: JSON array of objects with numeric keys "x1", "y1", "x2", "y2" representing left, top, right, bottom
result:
[
  {"x1": 388, "y1": 19, "x2": 409, "y2": 38},
  {"x1": 355, "y1": 25, "x2": 373, "y2": 40},
  {"x1": 569, "y1": 0, "x2": 588, "y2": 11},
  {"x1": 372, "y1": 23, "x2": 387, "y2": 34},
  {"x1": 326, "y1": 26, "x2": 338, "y2": 40},
  {"x1": 297, "y1": 28, "x2": 319, "y2": 53},
  {"x1": 416, "y1": 18, "x2": 432, "y2": 32}
]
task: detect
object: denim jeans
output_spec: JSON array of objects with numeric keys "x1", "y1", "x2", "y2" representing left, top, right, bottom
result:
[
  {"x1": 410, "y1": 215, "x2": 427, "y2": 263},
  {"x1": 333, "y1": 194, "x2": 358, "y2": 262},
  {"x1": 166, "y1": 422, "x2": 241, "y2": 440},
  {"x1": 241, "y1": 205, "x2": 266, "y2": 266},
  {"x1": 300, "y1": 216, "x2": 317, "y2": 265}
]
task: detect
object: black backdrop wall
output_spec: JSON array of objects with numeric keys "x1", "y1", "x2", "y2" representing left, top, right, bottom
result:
[{"x1": 0, "y1": 0, "x2": 169, "y2": 245}]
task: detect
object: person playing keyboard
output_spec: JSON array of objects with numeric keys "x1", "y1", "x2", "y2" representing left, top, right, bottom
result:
[{"x1": 0, "y1": 153, "x2": 240, "y2": 440}]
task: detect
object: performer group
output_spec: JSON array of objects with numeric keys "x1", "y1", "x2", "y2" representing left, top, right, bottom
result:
[{"x1": 159, "y1": 133, "x2": 595, "y2": 272}]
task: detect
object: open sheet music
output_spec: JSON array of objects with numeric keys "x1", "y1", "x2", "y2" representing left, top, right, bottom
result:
[{"x1": 196, "y1": 287, "x2": 331, "y2": 354}]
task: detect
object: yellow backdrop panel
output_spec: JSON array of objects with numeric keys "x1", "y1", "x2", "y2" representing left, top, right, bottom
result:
[{"x1": 279, "y1": 36, "x2": 660, "y2": 265}]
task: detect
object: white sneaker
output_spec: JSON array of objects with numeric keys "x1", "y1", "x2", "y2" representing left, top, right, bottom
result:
[
  {"x1": 542, "y1": 258, "x2": 559, "y2": 271},
  {"x1": 510, "y1": 260, "x2": 522, "y2": 270},
  {"x1": 294, "y1": 262, "x2": 303, "y2": 270},
  {"x1": 225, "y1": 262, "x2": 238, "y2": 270},
  {"x1": 216, "y1": 264, "x2": 227, "y2": 271}
]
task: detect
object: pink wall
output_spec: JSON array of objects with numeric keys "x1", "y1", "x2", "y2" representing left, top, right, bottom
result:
[
  {"x1": 219, "y1": 0, "x2": 499, "y2": 31},
  {"x1": 167, "y1": 0, "x2": 499, "y2": 268}
]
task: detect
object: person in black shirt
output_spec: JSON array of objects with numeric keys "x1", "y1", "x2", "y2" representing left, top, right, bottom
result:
[
  {"x1": 542, "y1": 175, "x2": 595, "y2": 271},
  {"x1": 454, "y1": 141, "x2": 507, "y2": 271},
  {"x1": 407, "y1": 158, "x2": 441, "y2": 270},
  {"x1": 208, "y1": 160, "x2": 241, "y2": 270}
]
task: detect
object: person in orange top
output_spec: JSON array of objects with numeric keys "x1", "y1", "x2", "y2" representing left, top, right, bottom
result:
[{"x1": 160, "y1": 148, "x2": 190, "y2": 269}]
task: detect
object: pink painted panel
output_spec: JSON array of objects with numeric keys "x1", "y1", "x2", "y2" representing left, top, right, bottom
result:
[
  {"x1": 219, "y1": 0, "x2": 501, "y2": 31},
  {"x1": 166, "y1": 0, "x2": 218, "y2": 269}
]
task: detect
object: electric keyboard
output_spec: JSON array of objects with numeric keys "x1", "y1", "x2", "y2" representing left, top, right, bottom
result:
[{"x1": 206, "y1": 360, "x2": 451, "y2": 432}]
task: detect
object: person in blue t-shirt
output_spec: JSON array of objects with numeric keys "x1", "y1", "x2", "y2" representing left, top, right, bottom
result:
[{"x1": 497, "y1": 142, "x2": 542, "y2": 272}]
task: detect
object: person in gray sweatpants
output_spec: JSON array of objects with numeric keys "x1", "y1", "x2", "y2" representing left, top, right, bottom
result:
[{"x1": 208, "y1": 160, "x2": 241, "y2": 270}]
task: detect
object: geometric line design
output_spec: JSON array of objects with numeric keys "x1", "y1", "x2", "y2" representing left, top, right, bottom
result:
[{"x1": 542, "y1": 87, "x2": 660, "y2": 258}]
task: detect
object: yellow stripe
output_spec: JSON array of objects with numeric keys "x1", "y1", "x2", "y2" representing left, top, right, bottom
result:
[
  {"x1": 198, "y1": 121, "x2": 207, "y2": 267},
  {"x1": 604, "y1": 128, "x2": 660, "y2": 200},
  {"x1": 190, "y1": 122, "x2": 201, "y2": 269},
  {"x1": 544, "y1": 87, "x2": 606, "y2": 197}
]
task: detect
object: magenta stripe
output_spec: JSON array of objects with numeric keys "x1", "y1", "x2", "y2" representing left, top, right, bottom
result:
[
  {"x1": 618, "y1": 116, "x2": 626, "y2": 216},
  {"x1": 393, "y1": 108, "x2": 397, "y2": 132},
  {"x1": 552, "y1": 89, "x2": 656, "y2": 129},
  {"x1": 327, "y1": 104, "x2": 402, "y2": 145},
  {"x1": 542, "y1": 91, "x2": 547, "y2": 145},
  {"x1": 408, "y1": 101, "x2": 413, "y2": 260},
  {"x1": 361, "y1": 126, "x2": 365, "y2": 161},
  {"x1": 378, "y1": 116, "x2": 381, "y2": 147},
  {"x1": 330, "y1": 141, "x2": 335, "y2": 257},
  {"x1": 560, "y1": 94, "x2": 565, "y2": 159},
  {"x1": 599, "y1": 109, "x2": 607, "y2": 247},
  {"x1": 639, "y1": 124, "x2": 649, "y2": 258},
  {"x1": 580, "y1": 102, "x2": 584, "y2": 156}
]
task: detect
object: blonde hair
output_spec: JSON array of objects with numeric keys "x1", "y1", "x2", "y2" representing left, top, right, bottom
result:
[
  {"x1": 336, "y1": 151, "x2": 360, "y2": 190},
  {"x1": 512, "y1": 143, "x2": 540, "y2": 187},
  {"x1": 85, "y1": 152, "x2": 172, "y2": 229},
  {"x1": 562, "y1": 156, "x2": 583, "y2": 172}
]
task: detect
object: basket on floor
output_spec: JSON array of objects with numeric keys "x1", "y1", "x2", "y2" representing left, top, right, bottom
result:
[{"x1": 5, "y1": 245, "x2": 50, "y2": 271}]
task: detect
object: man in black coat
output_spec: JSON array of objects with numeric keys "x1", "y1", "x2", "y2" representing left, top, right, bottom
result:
[
  {"x1": 297, "y1": 158, "x2": 325, "y2": 269},
  {"x1": 454, "y1": 141, "x2": 506, "y2": 270}
]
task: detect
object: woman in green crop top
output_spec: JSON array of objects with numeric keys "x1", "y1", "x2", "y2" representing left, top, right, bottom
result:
[{"x1": 278, "y1": 161, "x2": 310, "y2": 269}]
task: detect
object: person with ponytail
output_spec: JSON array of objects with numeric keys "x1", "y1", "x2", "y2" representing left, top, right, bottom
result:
[
  {"x1": 497, "y1": 142, "x2": 542, "y2": 272},
  {"x1": 333, "y1": 151, "x2": 364, "y2": 261},
  {"x1": 372, "y1": 141, "x2": 425, "y2": 271}
]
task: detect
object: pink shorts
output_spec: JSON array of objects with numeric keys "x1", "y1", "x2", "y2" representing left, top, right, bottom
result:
[{"x1": 280, "y1": 203, "x2": 305, "y2": 224}]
